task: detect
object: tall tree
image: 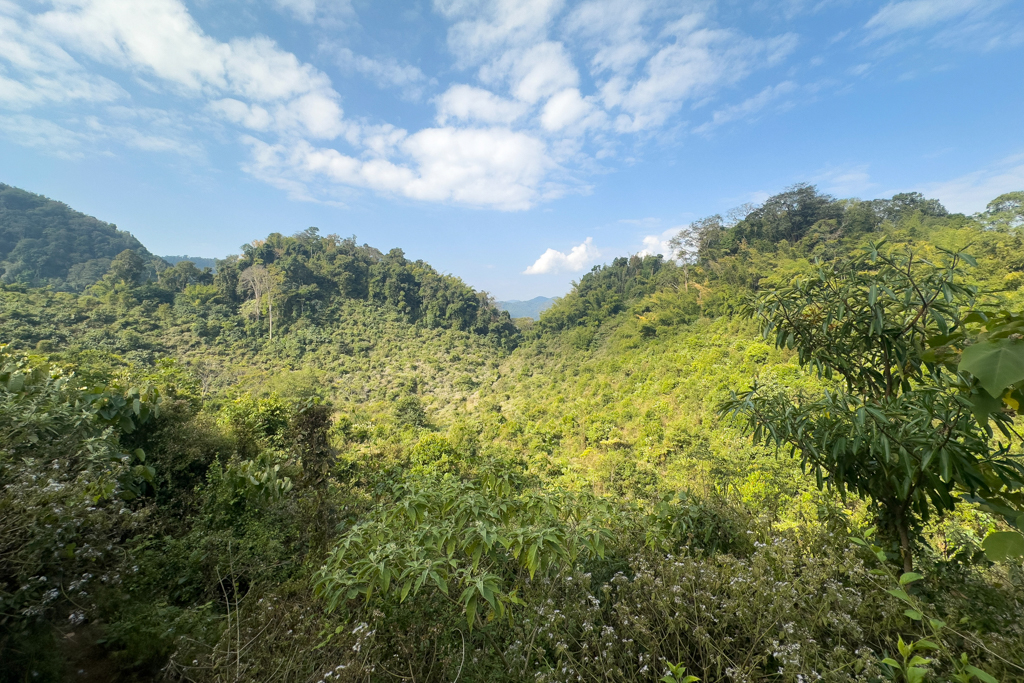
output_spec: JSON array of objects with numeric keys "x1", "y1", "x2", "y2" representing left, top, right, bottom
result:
[
  {"x1": 668, "y1": 222, "x2": 699, "y2": 292},
  {"x1": 108, "y1": 249, "x2": 145, "y2": 285},
  {"x1": 722, "y1": 244, "x2": 1024, "y2": 571},
  {"x1": 238, "y1": 264, "x2": 277, "y2": 340}
]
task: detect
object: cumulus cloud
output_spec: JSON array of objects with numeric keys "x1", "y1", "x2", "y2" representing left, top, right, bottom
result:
[
  {"x1": 565, "y1": 0, "x2": 653, "y2": 74},
  {"x1": 490, "y1": 41, "x2": 580, "y2": 104},
  {"x1": 245, "y1": 126, "x2": 555, "y2": 210},
  {"x1": 438, "y1": 0, "x2": 565, "y2": 65},
  {"x1": 0, "y1": 0, "x2": 878, "y2": 213},
  {"x1": 30, "y1": 0, "x2": 347, "y2": 138},
  {"x1": 540, "y1": 88, "x2": 598, "y2": 131},
  {"x1": 435, "y1": 84, "x2": 528, "y2": 124},
  {"x1": 638, "y1": 227, "x2": 680, "y2": 258},
  {"x1": 523, "y1": 237, "x2": 599, "y2": 274}
]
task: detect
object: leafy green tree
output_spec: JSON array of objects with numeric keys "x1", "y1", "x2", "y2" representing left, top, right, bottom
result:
[
  {"x1": 668, "y1": 222, "x2": 699, "y2": 292},
  {"x1": 394, "y1": 394, "x2": 428, "y2": 427},
  {"x1": 109, "y1": 248, "x2": 146, "y2": 285},
  {"x1": 978, "y1": 191, "x2": 1024, "y2": 231},
  {"x1": 722, "y1": 244, "x2": 1024, "y2": 571},
  {"x1": 160, "y1": 259, "x2": 211, "y2": 292},
  {"x1": 876, "y1": 191, "x2": 948, "y2": 224}
]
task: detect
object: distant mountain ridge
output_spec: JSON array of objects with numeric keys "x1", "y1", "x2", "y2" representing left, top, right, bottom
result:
[
  {"x1": 0, "y1": 183, "x2": 159, "y2": 290},
  {"x1": 162, "y1": 255, "x2": 218, "y2": 271},
  {"x1": 496, "y1": 296, "x2": 554, "y2": 320}
]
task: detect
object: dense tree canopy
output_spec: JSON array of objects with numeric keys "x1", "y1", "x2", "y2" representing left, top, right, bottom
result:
[{"x1": 1, "y1": 185, "x2": 1023, "y2": 683}]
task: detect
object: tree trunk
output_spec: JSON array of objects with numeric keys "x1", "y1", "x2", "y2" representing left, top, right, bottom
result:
[{"x1": 897, "y1": 513, "x2": 913, "y2": 573}]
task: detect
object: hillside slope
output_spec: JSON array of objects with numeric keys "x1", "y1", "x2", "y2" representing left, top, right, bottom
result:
[{"x1": 0, "y1": 183, "x2": 161, "y2": 290}]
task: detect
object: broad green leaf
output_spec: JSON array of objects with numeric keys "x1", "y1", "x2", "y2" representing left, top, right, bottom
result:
[
  {"x1": 968, "y1": 388, "x2": 1005, "y2": 428},
  {"x1": 982, "y1": 531, "x2": 1024, "y2": 562},
  {"x1": 465, "y1": 594, "x2": 478, "y2": 629},
  {"x1": 899, "y1": 572, "x2": 924, "y2": 585},
  {"x1": 965, "y1": 665, "x2": 999, "y2": 683},
  {"x1": 959, "y1": 339, "x2": 1024, "y2": 397},
  {"x1": 886, "y1": 588, "x2": 911, "y2": 602},
  {"x1": 904, "y1": 609, "x2": 923, "y2": 621},
  {"x1": 907, "y1": 666, "x2": 927, "y2": 683}
]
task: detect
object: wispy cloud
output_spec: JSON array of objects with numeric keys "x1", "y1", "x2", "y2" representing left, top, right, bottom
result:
[
  {"x1": 864, "y1": 0, "x2": 1002, "y2": 41},
  {"x1": 272, "y1": 0, "x2": 356, "y2": 24},
  {"x1": 915, "y1": 155, "x2": 1024, "y2": 214},
  {"x1": 524, "y1": 237, "x2": 599, "y2": 274},
  {"x1": 693, "y1": 81, "x2": 797, "y2": 134},
  {"x1": 815, "y1": 164, "x2": 876, "y2": 197},
  {"x1": 0, "y1": 114, "x2": 86, "y2": 158},
  {"x1": 334, "y1": 48, "x2": 431, "y2": 100}
]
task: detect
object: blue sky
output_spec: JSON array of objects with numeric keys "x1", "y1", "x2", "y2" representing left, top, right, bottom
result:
[{"x1": 1, "y1": 0, "x2": 1021, "y2": 300}]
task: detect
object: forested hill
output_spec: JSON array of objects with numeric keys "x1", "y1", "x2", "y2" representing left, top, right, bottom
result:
[
  {"x1": 496, "y1": 295, "x2": 554, "y2": 320},
  {"x1": 0, "y1": 224, "x2": 521, "y2": 407},
  {"x1": 537, "y1": 186, "x2": 1024, "y2": 343},
  {"x1": 0, "y1": 183, "x2": 161, "y2": 290}
]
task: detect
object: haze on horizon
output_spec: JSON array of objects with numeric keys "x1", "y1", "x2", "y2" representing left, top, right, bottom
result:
[{"x1": 1, "y1": 0, "x2": 1021, "y2": 300}]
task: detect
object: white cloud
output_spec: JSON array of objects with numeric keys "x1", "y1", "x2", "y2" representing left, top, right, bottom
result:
[
  {"x1": 438, "y1": 0, "x2": 565, "y2": 65},
  {"x1": 864, "y1": 0, "x2": 996, "y2": 40},
  {"x1": 493, "y1": 41, "x2": 579, "y2": 104},
  {"x1": 0, "y1": 108, "x2": 203, "y2": 160},
  {"x1": 31, "y1": 0, "x2": 346, "y2": 138},
  {"x1": 638, "y1": 227, "x2": 681, "y2": 258},
  {"x1": 272, "y1": 0, "x2": 317, "y2": 22},
  {"x1": 0, "y1": 113, "x2": 86, "y2": 157},
  {"x1": 209, "y1": 98, "x2": 275, "y2": 131},
  {"x1": 435, "y1": 84, "x2": 528, "y2": 124},
  {"x1": 693, "y1": 81, "x2": 796, "y2": 134},
  {"x1": 0, "y1": 4, "x2": 125, "y2": 109},
  {"x1": 0, "y1": 0, "x2": 824, "y2": 212},
  {"x1": 915, "y1": 155, "x2": 1024, "y2": 214},
  {"x1": 401, "y1": 126, "x2": 553, "y2": 207},
  {"x1": 540, "y1": 88, "x2": 597, "y2": 131},
  {"x1": 523, "y1": 236, "x2": 599, "y2": 274},
  {"x1": 565, "y1": 0, "x2": 653, "y2": 75},
  {"x1": 334, "y1": 47, "x2": 429, "y2": 99},
  {"x1": 272, "y1": 0, "x2": 315, "y2": 22},
  {"x1": 246, "y1": 126, "x2": 556, "y2": 210},
  {"x1": 602, "y1": 15, "x2": 799, "y2": 132},
  {"x1": 815, "y1": 164, "x2": 876, "y2": 196}
]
